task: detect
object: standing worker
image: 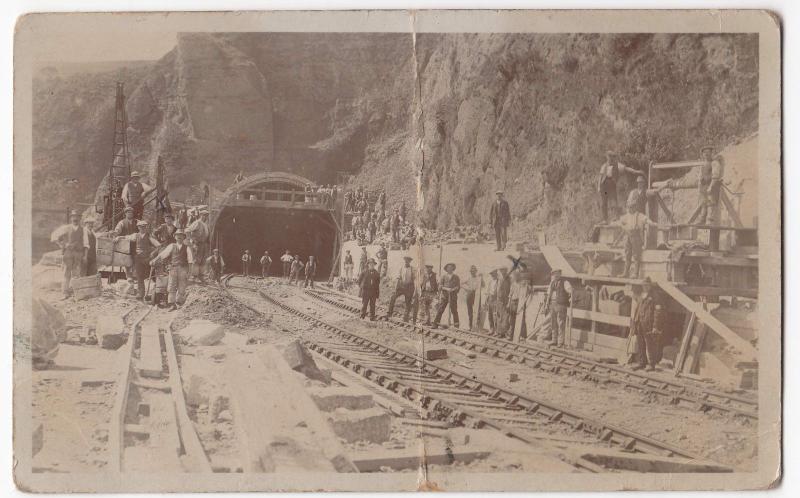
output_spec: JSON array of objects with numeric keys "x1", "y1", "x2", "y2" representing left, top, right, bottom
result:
[
  {"x1": 358, "y1": 259, "x2": 381, "y2": 320},
  {"x1": 150, "y1": 229, "x2": 193, "y2": 311},
  {"x1": 83, "y1": 217, "x2": 97, "y2": 276},
  {"x1": 343, "y1": 249, "x2": 354, "y2": 281},
  {"x1": 289, "y1": 254, "x2": 304, "y2": 285},
  {"x1": 432, "y1": 263, "x2": 460, "y2": 329},
  {"x1": 358, "y1": 246, "x2": 368, "y2": 277},
  {"x1": 186, "y1": 209, "x2": 209, "y2": 283},
  {"x1": 696, "y1": 145, "x2": 725, "y2": 225},
  {"x1": 484, "y1": 269, "x2": 499, "y2": 335},
  {"x1": 113, "y1": 206, "x2": 138, "y2": 283},
  {"x1": 260, "y1": 251, "x2": 272, "y2": 278},
  {"x1": 280, "y1": 250, "x2": 293, "y2": 279},
  {"x1": 597, "y1": 150, "x2": 643, "y2": 223},
  {"x1": 390, "y1": 209, "x2": 401, "y2": 244},
  {"x1": 155, "y1": 212, "x2": 178, "y2": 244},
  {"x1": 53, "y1": 210, "x2": 89, "y2": 300},
  {"x1": 115, "y1": 220, "x2": 161, "y2": 301},
  {"x1": 496, "y1": 267, "x2": 511, "y2": 335},
  {"x1": 376, "y1": 243, "x2": 388, "y2": 278},
  {"x1": 304, "y1": 255, "x2": 317, "y2": 288},
  {"x1": 611, "y1": 199, "x2": 660, "y2": 278},
  {"x1": 205, "y1": 248, "x2": 225, "y2": 284},
  {"x1": 241, "y1": 250, "x2": 252, "y2": 277},
  {"x1": 543, "y1": 269, "x2": 572, "y2": 348},
  {"x1": 505, "y1": 272, "x2": 525, "y2": 339},
  {"x1": 417, "y1": 264, "x2": 438, "y2": 326},
  {"x1": 385, "y1": 256, "x2": 416, "y2": 322},
  {"x1": 630, "y1": 277, "x2": 664, "y2": 371},
  {"x1": 462, "y1": 265, "x2": 483, "y2": 330},
  {"x1": 489, "y1": 191, "x2": 511, "y2": 251},
  {"x1": 121, "y1": 171, "x2": 149, "y2": 221}
]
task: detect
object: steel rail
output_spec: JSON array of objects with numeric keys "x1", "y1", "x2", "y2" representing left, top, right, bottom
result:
[
  {"x1": 227, "y1": 280, "x2": 728, "y2": 470},
  {"x1": 304, "y1": 287, "x2": 757, "y2": 421}
]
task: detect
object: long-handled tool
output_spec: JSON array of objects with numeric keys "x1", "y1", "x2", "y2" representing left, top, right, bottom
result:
[{"x1": 144, "y1": 266, "x2": 155, "y2": 302}]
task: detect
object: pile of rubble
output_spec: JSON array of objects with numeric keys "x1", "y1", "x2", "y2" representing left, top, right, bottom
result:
[{"x1": 176, "y1": 286, "x2": 271, "y2": 329}]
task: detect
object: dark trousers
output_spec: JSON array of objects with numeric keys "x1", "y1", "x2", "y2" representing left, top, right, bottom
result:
[
  {"x1": 600, "y1": 178, "x2": 618, "y2": 223},
  {"x1": 283, "y1": 262, "x2": 291, "y2": 278},
  {"x1": 361, "y1": 294, "x2": 377, "y2": 319},
  {"x1": 486, "y1": 298, "x2": 496, "y2": 333},
  {"x1": 132, "y1": 200, "x2": 144, "y2": 221},
  {"x1": 262, "y1": 263, "x2": 271, "y2": 277},
  {"x1": 433, "y1": 291, "x2": 459, "y2": 327},
  {"x1": 133, "y1": 256, "x2": 151, "y2": 299},
  {"x1": 506, "y1": 299, "x2": 519, "y2": 338},
  {"x1": 387, "y1": 284, "x2": 415, "y2": 321},
  {"x1": 637, "y1": 332, "x2": 662, "y2": 368},
  {"x1": 304, "y1": 274, "x2": 315, "y2": 288},
  {"x1": 391, "y1": 227, "x2": 400, "y2": 243},
  {"x1": 465, "y1": 291, "x2": 476, "y2": 328},
  {"x1": 494, "y1": 225, "x2": 507, "y2": 250}
]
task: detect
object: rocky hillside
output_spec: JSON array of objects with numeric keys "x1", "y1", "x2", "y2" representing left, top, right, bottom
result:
[{"x1": 32, "y1": 33, "x2": 757, "y2": 244}]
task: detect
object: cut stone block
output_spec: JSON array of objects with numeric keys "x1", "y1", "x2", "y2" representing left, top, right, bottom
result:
[
  {"x1": 424, "y1": 348, "x2": 448, "y2": 361},
  {"x1": 282, "y1": 340, "x2": 330, "y2": 384},
  {"x1": 96, "y1": 315, "x2": 126, "y2": 350},
  {"x1": 138, "y1": 325, "x2": 163, "y2": 378},
  {"x1": 178, "y1": 320, "x2": 225, "y2": 346},
  {"x1": 184, "y1": 374, "x2": 208, "y2": 407},
  {"x1": 327, "y1": 406, "x2": 391, "y2": 444},
  {"x1": 32, "y1": 423, "x2": 44, "y2": 457},
  {"x1": 308, "y1": 386, "x2": 375, "y2": 412}
]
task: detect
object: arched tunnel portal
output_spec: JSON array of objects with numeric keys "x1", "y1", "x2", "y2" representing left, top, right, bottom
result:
[{"x1": 209, "y1": 172, "x2": 339, "y2": 278}]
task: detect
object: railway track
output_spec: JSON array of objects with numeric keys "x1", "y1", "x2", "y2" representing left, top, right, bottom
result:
[
  {"x1": 221, "y1": 276, "x2": 731, "y2": 473},
  {"x1": 109, "y1": 305, "x2": 212, "y2": 473},
  {"x1": 303, "y1": 286, "x2": 758, "y2": 422}
]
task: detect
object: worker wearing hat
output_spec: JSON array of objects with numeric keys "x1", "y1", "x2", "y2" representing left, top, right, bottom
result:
[
  {"x1": 495, "y1": 267, "x2": 512, "y2": 335},
  {"x1": 489, "y1": 190, "x2": 511, "y2": 251},
  {"x1": 697, "y1": 144, "x2": 724, "y2": 225},
  {"x1": 122, "y1": 171, "x2": 146, "y2": 221},
  {"x1": 386, "y1": 256, "x2": 416, "y2": 322},
  {"x1": 260, "y1": 250, "x2": 273, "y2": 279},
  {"x1": 55, "y1": 210, "x2": 90, "y2": 299},
  {"x1": 432, "y1": 263, "x2": 460, "y2": 329},
  {"x1": 241, "y1": 249, "x2": 253, "y2": 278},
  {"x1": 462, "y1": 265, "x2": 483, "y2": 330},
  {"x1": 610, "y1": 197, "x2": 659, "y2": 279},
  {"x1": 343, "y1": 249, "x2": 355, "y2": 282},
  {"x1": 303, "y1": 255, "x2": 317, "y2": 288},
  {"x1": 112, "y1": 206, "x2": 138, "y2": 283},
  {"x1": 116, "y1": 220, "x2": 161, "y2": 301},
  {"x1": 289, "y1": 254, "x2": 304, "y2": 285},
  {"x1": 630, "y1": 277, "x2": 664, "y2": 371},
  {"x1": 186, "y1": 208, "x2": 210, "y2": 283},
  {"x1": 280, "y1": 250, "x2": 293, "y2": 279},
  {"x1": 156, "y1": 212, "x2": 178, "y2": 245},
  {"x1": 205, "y1": 248, "x2": 225, "y2": 284},
  {"x1": 151, "y1": 228, "x2": 194, "y2": 311},
  {"x1": 597, "y1": 150, "x2": 645, "y2": 224},
  {"x1": 376, "y1": 243, "x2": 389, "y2": 278},
  {"x1": 417, "y1": 263, "x2": 439, "y2": 325},
  {"x1": 542, "y1": 268, "x2": 573, "y2": 348},
  {"x1": 82, "y1": 216, "x2": 98, "y2": 276},
  {"x1": 358, "y1": 258, "x2": 381, "y2": 320},
  {"x1": 484, "y1": 269, "x2": 500, "y2": 335}
]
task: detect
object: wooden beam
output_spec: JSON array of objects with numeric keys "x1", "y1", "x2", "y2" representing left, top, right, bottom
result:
[
  {"x1": 651, "y1": 160, "x2": 705, "y2": 170},
  {"x1": 540, "y1": 245, "x2": 578, "y2": 277},
  {"x1": 570, "y1": 308, "x2": 631, "y2": 327},
  {"x1": 673, "y1": 313, "x2": 696, "y2": 374},
  {"x1": 719, "y1": 190, "x2": 744, "y2": 228},
  {"x1": 658, "y1": 281, "x2": 757, "y2": 359},
  {"x1": 678, "y1": 286, "x2": 757, "y2": 299},
  {"x1": 351, "y1": 448, "x2": 490, "y2": 472},
  {"x1": 138, "y1": 324, "x2": 163, "y2": 379}
]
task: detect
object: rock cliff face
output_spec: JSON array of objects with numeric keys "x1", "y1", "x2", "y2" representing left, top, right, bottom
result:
[{"x1": 32, "y1": 32, "x2": 757, "y2": 243}]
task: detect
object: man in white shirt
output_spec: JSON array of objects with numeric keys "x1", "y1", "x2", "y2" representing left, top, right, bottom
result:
[
  {"x1": 186, "y1": 209, "x2": 210, "y2": 282},
  {"x1": 461, "y1": 265, "x2": 483, "y2": 330},
  {"x1": 386, "y1": 256, "x2": 416, "y2": 322},
  {"x1": 280, "y1": 250, "x2": 293, "y2": 279},
  {"x1": 55, "y1": 210, "x2": 89, "y2": 299},
  {"x1": 115, "y1": 220, "x2": 161, "y2": 301},
  {"x1": 597, "y1": 150, "x2": 644, "y2": 223},
  {"x1": 611, "y1": 200, "x2": 660, "y2": 278},
  {"x1": 150, "y1": 229, "x2": 194, "y2": 311},
  {"x1": 484, "y1": 269, "x2": 499, "y2": 335}
]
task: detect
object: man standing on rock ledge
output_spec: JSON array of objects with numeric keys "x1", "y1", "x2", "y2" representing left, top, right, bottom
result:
[
  {"x1": 597, "y1": 150, "x2": 643, "y2": 223},
  {"x1": 150, "y1": 229, "x2": 193, "y2": 311},
  {"x1": 489, "y1": 191, "x2": 511, "y2": 251}
]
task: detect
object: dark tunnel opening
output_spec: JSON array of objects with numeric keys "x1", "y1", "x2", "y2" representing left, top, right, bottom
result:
[{"x1": 212, "y1": 207, "x2": 338, "y2": 278}]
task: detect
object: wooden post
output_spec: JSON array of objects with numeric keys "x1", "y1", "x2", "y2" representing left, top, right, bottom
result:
[
  {"x1": 590, "y1": 283, "x2": 600, "y2": 352},
  {"x1": 567, "y1": 296, "x2": 574, "y2": 349},
  {"x1": 673, "y1": 312, "x2": 696, "y2": 375}
]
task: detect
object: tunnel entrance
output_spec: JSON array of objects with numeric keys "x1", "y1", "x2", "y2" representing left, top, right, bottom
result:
[{"x1": 209, "y1": 172, "x2": 340, "y2": 278}]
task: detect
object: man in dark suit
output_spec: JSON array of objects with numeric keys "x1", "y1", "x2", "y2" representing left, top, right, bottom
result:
[
  {"x1": 358, "y1": 258, "x2": 381, "y2": 320},
  {"x1": 489, "y1": 190, "x2": 511, "y2": 251}
]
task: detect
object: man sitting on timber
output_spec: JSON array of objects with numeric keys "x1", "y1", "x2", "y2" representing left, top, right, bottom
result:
[
  {"x1": 385, "y1": 256, "x2": 416, "y2": 322},
  {"x1": 358, "y1": 259, "x2": 381, "y2": 321},
  {"x1": 115, "y1": 220, "x2": 161, "y2": 301},
  {"x1": 150, "y1": 229, "x2": 193, "y2": 311}
]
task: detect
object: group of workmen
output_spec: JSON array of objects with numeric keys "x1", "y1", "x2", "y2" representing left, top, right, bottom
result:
[{"x1": 238, "y1": 249, "x2": 318, "y2": 288}]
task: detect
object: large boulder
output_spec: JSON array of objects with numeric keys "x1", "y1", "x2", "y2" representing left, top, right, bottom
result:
[
  {"x1": 31, "y1": 298, "x2": 65, "y2": 365},
  {"x1": 178, "y1": 320, "x2": 226, "y2": 346}
]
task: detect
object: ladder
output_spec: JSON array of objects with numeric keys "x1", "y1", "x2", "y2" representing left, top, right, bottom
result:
[{"x1": 102, "y1": 82, "x2": 132, "y2": 230}]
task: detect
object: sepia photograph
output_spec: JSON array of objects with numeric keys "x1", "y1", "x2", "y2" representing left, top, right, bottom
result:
[{"x1": 11, "y1": 9, "x2": 781, "y2": 492}]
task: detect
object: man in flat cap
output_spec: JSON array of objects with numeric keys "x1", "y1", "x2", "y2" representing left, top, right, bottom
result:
[
  {"x1": 489, "y1": 191, "x2": 511, "y2": 251},
  {"x1": 432, "y1": 263, "x2": 461, "y2": 329},
  {"x1": 113, "y1": 206, "x2": 138, "y2": 283},
  {"x1": 597, "y1": 150, "x2": 644, "y2": 223},
  {"x1": 151, "y1": 229, "x2": 193, "y2": 311},
  {"x1": 417, "y1": 264, "x2": 439, "y2": 326},
  {"x1": 543, "y1": 268, "x2": 572, "y2": 348},
  {"x1": 115, "y1": 220, "x2": 161, "y2": 301},
  {"x1": 358, "y1": 258, "x2": 381, "y2": 320},
  {"x1": 122, "y1": 171, "x2": 146, "y2": 221},
  {"x1": 155, "y1": 212, "x2": 178, "y2": 245},
  {"x1": 54, "y1": 210, "x2": 89, "y2": 299},
  {"x1": 386, "y1": 255, "x2": 416, "y2": 322}
]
